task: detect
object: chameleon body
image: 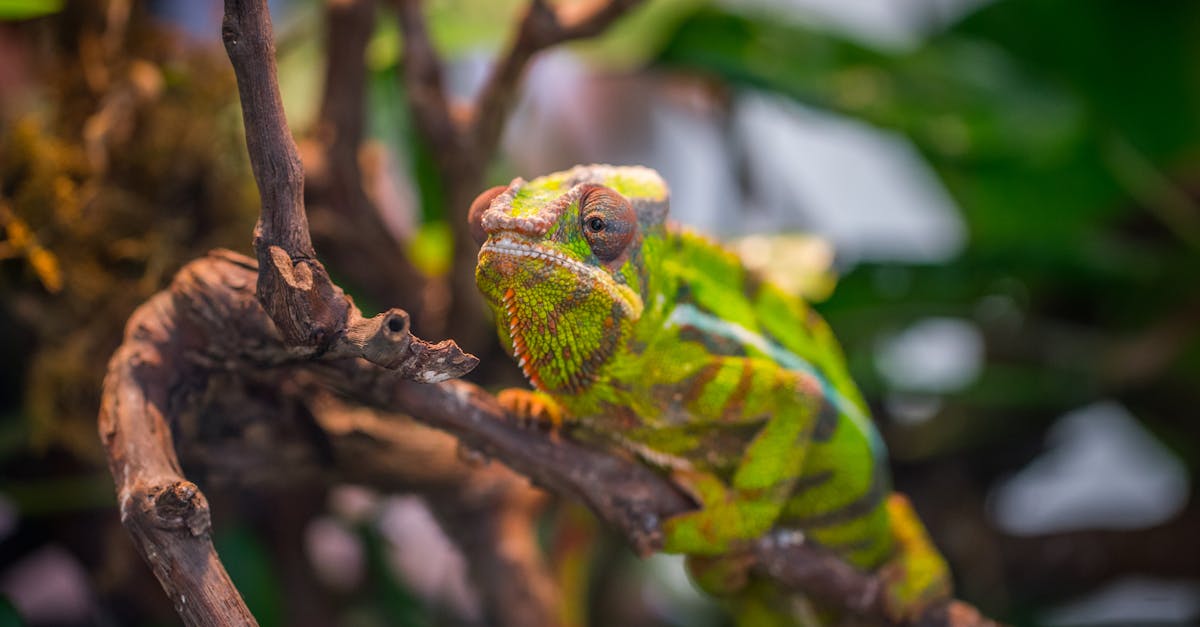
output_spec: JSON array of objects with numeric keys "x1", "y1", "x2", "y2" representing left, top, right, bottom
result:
[{"x1": 470, "y1": 165, "x2": 949, "y2": 622}]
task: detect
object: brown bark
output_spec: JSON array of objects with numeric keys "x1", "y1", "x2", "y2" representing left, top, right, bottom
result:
[
  {"x1": 98, "y1": 0, "x2": 1001, "y2": 625},
  {"x1": 99, "y1": 282, "x2": 258, "y2": 627},
  {"x1": 103, "y1": 249, "x2": 999, "y2": 626}
]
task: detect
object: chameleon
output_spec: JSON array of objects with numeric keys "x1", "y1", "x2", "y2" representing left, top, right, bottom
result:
[{"x1": 469, "y1": 164, "x2": 951, "y2": 624}]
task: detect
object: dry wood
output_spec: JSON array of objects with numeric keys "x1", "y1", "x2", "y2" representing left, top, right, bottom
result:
[{"x1": 99, "y1": 0, "x2": 1002, "y2": 625}]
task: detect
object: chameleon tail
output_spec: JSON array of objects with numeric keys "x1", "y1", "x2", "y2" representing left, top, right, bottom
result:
[
  {"x1": 686, "y1": 555, "x2": 823, "y2": 627},
  {"x1": 879, "y1": 493, "x2": 953, "y2": 621},
  {"x1": 550, "y1": 503, "x2": 600, "y2": 627},
  {"x1": 732, "y1": 579, "x2": 826, "y2": 627}
]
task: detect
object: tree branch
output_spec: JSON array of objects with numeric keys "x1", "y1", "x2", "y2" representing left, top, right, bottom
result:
[
  {"x1": 221, "y1": 0, "x2": 311, "y2": 258},
  {"x1": 100, "y1": 1, "x2": 999, "y2": 626},
  {"x1": 395, "y1": 0, "x2": 462, "y2": 169},
  {"x1": 99, "y1": 289, "x2": 258, "y2": 627},
  {"x1": 105, "y1": 250, "x2": 996, "y2": 626},
  {"x1": 306, "y1": 0, "x2": 433, "y2": 325},
  {"x1": 471, "y1": 0, "x2": 646, "y2": 160},
  {"x1": 222, "y1": 0, "x2": 474, "y2": 378}
]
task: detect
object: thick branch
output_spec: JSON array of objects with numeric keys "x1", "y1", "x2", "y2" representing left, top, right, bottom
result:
[
  {"x1": 99, "y1": 291, "x2": 257, "y2": 627},
  {"x1": 108, "y1": 251, "x2": 995, "y2": 626}
]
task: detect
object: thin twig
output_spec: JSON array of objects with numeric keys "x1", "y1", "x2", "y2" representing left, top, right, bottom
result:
[
  {"x1": 395, "y1": 0, "x2": 461, "y2": 169},
  {"x1": 306, "y1": 0, "x2": 432, "y2": 323},
  {"x1": 471, "y1": 0, "x2": 646, "y2": 159},
  {"x1": 101, "y1": 1, "x2": 1001, "y2": 625}
]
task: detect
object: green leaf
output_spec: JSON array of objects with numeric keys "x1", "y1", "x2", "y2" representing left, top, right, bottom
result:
[
  {"x1": 0, "y1": 0, "x2": 63, "y2": 20},
  {"x1": 214, "y1": 526, "x2": 284, "y2": 627}
]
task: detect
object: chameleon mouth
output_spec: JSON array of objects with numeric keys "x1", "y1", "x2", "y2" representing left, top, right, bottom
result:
[{"x1": 480, "y1": 237, "x2": 643, "y2": 319}]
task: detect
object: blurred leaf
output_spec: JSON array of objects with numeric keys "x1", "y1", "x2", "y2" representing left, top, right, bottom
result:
[
  {"x1": 655, "y1": 2, "x2": 1200, "y2": 321},
  {"x1": 367, "y1": 59, "x2": 445, "y2": 225},
  {"x1": 955, "y1": 0, "x2": 1200, "y2": 163},
  {"x1": 214, "y1": 526, "x2": 284, "y2": 627},
  {"x1": 0, "y1": 0, "x2": 62, "y2": 20},
  {"x1": 0, "y1": 595, "x2": 21, "y2": 627},
  {"x1": 408, "y1": 220, "x2": 453, "y2": 277},
  {"x1": 357, "y1": 522, "x2": 428, "y2": 626},
  {"x1": 276, "y1": 20, "x2": 324, "y2": 134},
  {"x1": 654, "y1": 6, "x2": 1084, "y2": 161},
  {"x1": 729, "y1": 233, "x2": 838, "y2": 302},
  {"x1": 366, "y1": 17, "x2": 401, "y2": 72},
  {"x1": 574, "y1": 0, "x2": 704, "y2": 70},
  {"x1": 0, "y1": 474, "x2": 114, "y2": 516}
]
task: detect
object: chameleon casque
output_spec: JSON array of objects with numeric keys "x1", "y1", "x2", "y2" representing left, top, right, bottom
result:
[{"x1": 469, "y1": 164, "x2": 950, "y2": 624}]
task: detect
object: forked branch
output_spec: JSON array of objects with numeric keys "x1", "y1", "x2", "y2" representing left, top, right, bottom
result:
[
  {"x1": 100, "y1": 1, "x2": 1000, "y2": 626},
  {"x1": 221, "y1": 0, "x2": 475, "y2": 378}
]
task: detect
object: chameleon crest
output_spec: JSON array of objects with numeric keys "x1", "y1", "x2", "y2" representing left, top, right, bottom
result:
[{"x1": 472, "y1": 165, "x2": 669, "y2": 394}]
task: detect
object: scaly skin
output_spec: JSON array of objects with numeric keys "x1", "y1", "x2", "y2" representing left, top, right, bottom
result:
[{"x1": 471, "y1": 165, "x2": 950, "y2": 623}]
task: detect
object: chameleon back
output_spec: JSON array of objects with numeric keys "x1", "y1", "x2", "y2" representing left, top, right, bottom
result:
[{"x1": 622, "y1": 228, "x2": 896, "y2": 569}]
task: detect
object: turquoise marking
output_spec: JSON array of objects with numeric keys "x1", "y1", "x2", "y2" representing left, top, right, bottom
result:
[{"x1": 666, "y1": 303, "x2": 888, "y2": 461}]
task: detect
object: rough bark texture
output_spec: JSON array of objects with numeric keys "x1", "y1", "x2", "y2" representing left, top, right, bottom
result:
[
  {"x1": 98, "y1": 0, "x2": 1003, "y2": 625},
  {"x1": 105, "y1": 250, "x2": 998, "y2": 627},
  {"x1": 99, "y1": 281, "x2": 259, "y2": 627}
]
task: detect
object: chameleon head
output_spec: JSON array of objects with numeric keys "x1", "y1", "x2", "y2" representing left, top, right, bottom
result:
[{"x1": 470, "y1": 164, "x2": 669, "y2": 394}]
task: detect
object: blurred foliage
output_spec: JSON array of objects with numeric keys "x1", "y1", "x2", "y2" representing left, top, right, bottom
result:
[
  {"x1": 0, "y1": 597, "x2": 20, "y2": 627},
  {"x1": 653, "y1": 0, "x2": 1200, "y2": 463},
  {"x1": 0, "y1": 7, "x2": 257, "y2": 459},
  {"x1": 0, "y1": 0, "x2": 63, "y2": 20},
  {"x1": 216, "y1": 526, "x2": 286, "y2": 627},
  {"x1": 1, "y1": 0, "x2": 1199, "y2": 625},
  {"x1": 0, "y1": 7, "x2": 257, "y2": 623}
]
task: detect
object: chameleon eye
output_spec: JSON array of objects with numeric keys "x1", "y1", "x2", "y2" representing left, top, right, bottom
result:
[
  {"x1": 580, "y1": 186, "x2": 636, "y2": 263},
  {"x1": 468, "y1": 185, "x2": 508, "y2": 246}
]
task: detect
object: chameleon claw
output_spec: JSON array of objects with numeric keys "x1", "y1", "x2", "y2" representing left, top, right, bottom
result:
[{"x1": 497, "y1": 388, "x2": 565, "y2": 436}]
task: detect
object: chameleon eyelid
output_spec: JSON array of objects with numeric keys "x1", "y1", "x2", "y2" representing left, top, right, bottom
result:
[{"x1": 579, "y1": 186, "x2": 635, "y2": 262}]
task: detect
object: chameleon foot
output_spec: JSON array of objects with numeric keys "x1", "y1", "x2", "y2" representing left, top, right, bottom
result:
[{"x1": 497, "y1": 388, "x2": 565, "y2": 434}]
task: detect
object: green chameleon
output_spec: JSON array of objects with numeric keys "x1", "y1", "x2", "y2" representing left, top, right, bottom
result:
[{"x1": 469, "y1": 164, "x2": 951, "y2": 624}]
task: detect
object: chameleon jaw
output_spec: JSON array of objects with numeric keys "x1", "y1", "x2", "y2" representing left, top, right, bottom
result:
[
  {"x1": 480, "y1": 237, "x2": 644, "y2": 320},
  {"x1": 501, "y1": 286, "x2": 544, "y2": 391}
]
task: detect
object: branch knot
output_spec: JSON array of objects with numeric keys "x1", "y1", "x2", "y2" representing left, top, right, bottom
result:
[
  {"x1": 144, "y1": 480, "x2": 211, "y2": 537},
  {"x1": 256, "y1": 244, "x2": 349, "y2": 348}
]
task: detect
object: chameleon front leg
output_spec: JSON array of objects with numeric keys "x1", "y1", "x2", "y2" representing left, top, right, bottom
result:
[
  {"x1": 662, "y1": 364, "x2": 821, "y2": 555},
  {"x1": 496, "y1": 388, "x2": 566, "y2": 430}
]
